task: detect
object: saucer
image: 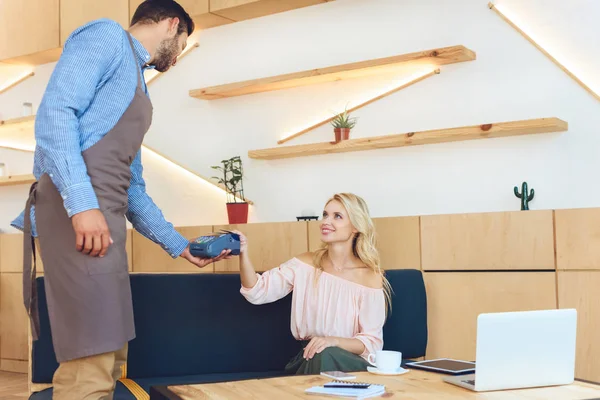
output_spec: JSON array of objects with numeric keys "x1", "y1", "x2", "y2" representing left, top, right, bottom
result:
[{"x1": 367, "y1": 366, "x2": 409, "y2": 376}]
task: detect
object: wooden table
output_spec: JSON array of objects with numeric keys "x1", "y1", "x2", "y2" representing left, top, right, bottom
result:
[{"x1": 153, "y1": 370, "x2": 600, "y2": 399}]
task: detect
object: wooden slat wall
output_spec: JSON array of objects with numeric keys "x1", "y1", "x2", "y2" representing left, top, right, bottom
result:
[
  {"x1": 373, "y1": 217, "x2": 421, "y2": 270},
  {"x1": 555, "y1": 208, "x2": 600, "y2": 382},
  {"x1": 0, "y1": 274, "x2": 29, "y2": 366},
  {"x1": 213, "y1": 222, "x2": 308, "y2": 272},
  {"x1": 555, "y1": 208, "x2": 600, "y2": 270},
  {"x1": 308, "y1": 217, "x2": 421, "y2": 270},
  {"x1": 420, "y1": 210, "x2": 555, "y2": 270},
  {"x1": 0, "y1": 208, "x2": 598, "y2": 382},
  {"x1": 132, "y1": 226, "x2": 214, "y2": 273},
  {"x1": 424, "y1": 272, "x2": 557, "y2": 360},
  {"x1": 557, "y1": 271, "x2": 600, "y2": 382}
]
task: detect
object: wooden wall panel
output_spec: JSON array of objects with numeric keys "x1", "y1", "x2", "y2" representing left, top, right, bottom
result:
[
  {"x1": 61, "y1": 0, "x2": 130, "y2": 45},
  {"x1": 555, "y1": 208, "x2": 600, "y2": 270},
  {"x1": 132, "y1": 226, "x2": 214, "y2": 273},
  {"x1": 0, "y1": 234, "x2": 22, "y2": 273},
  {"x1": 210, "y1": 0, "x2": 328, "y2": 21},
  {"x1": 131, "y1": 0, "x2": 209, "y2": 19},
  {"x1": 214, "y1": 222, "x2": 308, "y2": 272},
  {"x1": 0, "y1": 359, "x2": 28, "y2": 373},
  {"x1": 421, "y1": 211, "x2": 554, "y2": 270},
  {"x1": 130, "y1": 0, "x2": 231, "y2": 30},
  {"x1": 0, "y1": 0, "x2": 60, "y2": 62},
  {"x1": 0, "y1": 234, "x2": 44, "y2": 273},
  {"x1": 558, "y1": 271, "x2": 600, "y2": 382},
  {"x1": 0, "y1": 274, "x2": 28, "y2": 361},
  {"x1": 373, "y1": 217, "x2": 421, "y2": 270},
  {"x1": 307, "y1": 220, "x2": 322, "y2": 252},
  {"x1": 309, "y1": 217, "x2": 421, "y2": 270},
  {"x1": 424, "y1": 272, "x2": 556, "y2": 361}
]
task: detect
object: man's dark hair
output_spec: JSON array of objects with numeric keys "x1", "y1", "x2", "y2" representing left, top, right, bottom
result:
[{"x1": 131, "y1": 0, "x2": 195, "y2": 36}]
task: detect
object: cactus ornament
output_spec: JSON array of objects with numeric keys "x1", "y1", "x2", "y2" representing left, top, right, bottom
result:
[{"x1": 514, "y1": 181, "x2": 534, "y2": 210}]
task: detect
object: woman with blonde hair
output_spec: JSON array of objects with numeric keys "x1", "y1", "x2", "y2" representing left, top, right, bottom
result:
[{"x1": 235, "y1": 193, "x2": 392, "y2": 374}]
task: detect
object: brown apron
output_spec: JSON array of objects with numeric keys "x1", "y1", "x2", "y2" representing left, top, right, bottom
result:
[{"x1": 23, "y1": 32, "x2": 152, "y2": 363}]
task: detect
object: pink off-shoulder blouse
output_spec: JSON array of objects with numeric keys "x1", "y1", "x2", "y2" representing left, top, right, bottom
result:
[{"x1": 240, "y1": 257, "x2": 386, "y2": 359}]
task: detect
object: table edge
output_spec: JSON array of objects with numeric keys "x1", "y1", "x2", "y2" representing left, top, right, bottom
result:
[
  {"x1": 150, "y1": 377, "x2": 600, "y2": 399},
  {"x1": 149, "y1": 385, "x2": 183, "y2": 400}
]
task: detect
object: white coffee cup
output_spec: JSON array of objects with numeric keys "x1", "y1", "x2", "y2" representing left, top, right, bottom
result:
[{"x1": 368, "y1": 350, "x2": 402, "y2": 372}]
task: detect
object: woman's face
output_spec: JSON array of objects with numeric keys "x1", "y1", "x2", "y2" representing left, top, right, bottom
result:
[{"x1": 320, "y1": 200, "x2": 357, "y2": 244}]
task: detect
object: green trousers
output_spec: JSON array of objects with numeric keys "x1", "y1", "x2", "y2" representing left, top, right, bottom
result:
[{"x1": 285, "y1": 342, "x2": 371, "y2": 375}]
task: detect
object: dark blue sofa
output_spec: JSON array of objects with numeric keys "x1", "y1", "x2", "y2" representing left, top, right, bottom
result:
[{"x1": 29, "y1": 269, "x2": 427, "y2": 399}]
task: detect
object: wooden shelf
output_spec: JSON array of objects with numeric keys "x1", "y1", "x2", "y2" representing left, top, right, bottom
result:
[
  {"x1": 248, "y1": 117, "x2": 567, "y2": 160},
  {"x1": 210, "y1": 0, "x2": 332, "y2": 22},
  {"x1": 190, "y1": 45, "x2": 476, "y2": 100},
  {"x1": 0, "y1": 116, "x2": 36, "y2": 151},
  {"x1": 0, "y1": 174, "x2": 35, "y2": 187},
  {"x1": 0, "y1": 115, "x2": 35, "y2": 127}
]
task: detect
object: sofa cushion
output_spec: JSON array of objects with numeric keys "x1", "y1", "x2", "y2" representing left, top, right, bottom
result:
[
  {"x1": 127, "y1": 274, "x2": 302, "y2": 378},
  {"x1": 30, "y1": 268, "x2": 427, "y2": 385},
  {"x1": 382, "y1": 269, "x2": 428, "y2": 359}
]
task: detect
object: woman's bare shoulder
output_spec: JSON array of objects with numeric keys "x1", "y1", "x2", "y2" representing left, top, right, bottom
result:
[
  {"x1": 295, "y1": 251, "x2": 316, "y2": 267},
  {"x1": 359, "y1": 268, "x2": 384, "y2": 289}
]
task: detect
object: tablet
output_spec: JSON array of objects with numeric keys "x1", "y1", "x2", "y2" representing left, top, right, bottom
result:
[{"x1": 404, "y1": 358, "x2": 475, "y2": 375}]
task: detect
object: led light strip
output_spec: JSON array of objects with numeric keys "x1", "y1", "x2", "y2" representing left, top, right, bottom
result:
[
  {"x1": 277, "y1": 68, "x2": 440, "y2": 145},
  {"x1": 146, "y1": 42, "x2": 200, "y2": 85},
  {"x1": 0, "y1": 142, "x2": 250, "y2": 203},
  {"x1": 0, "y1": 71, "x2": 35, "y2": 95},
  {"x1": 141, "y1": 145, "x2": 252, "y2": 204},
  {"x1": 489, "y1": 1, "x2": 600, "y2": 102}
]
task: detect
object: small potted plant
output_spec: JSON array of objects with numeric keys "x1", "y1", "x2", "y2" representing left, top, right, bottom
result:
[
  {"x1": 330, "y1": 107, "x2": 357, "y2": 143},
  {"x1": 211, "y1": 156, "x2": 249, "y2": 224}
]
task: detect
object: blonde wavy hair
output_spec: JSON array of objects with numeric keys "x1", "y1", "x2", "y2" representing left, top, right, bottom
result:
[{"x1": 312, "y1": 193, "x2": 393, "y2": 314}]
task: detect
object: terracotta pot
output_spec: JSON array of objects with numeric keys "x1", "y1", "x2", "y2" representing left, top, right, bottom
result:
[
  {"x1": 333, "y1": 128, "x2": 351, "y2": 143},
  {"x1": 226, "y1": 202, "x2": 249, "y2": 224}
]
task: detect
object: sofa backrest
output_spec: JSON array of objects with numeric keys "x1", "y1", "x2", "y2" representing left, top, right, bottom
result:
[{"x1": 31, "y1": 269, "x2": 427, "y2": 382}]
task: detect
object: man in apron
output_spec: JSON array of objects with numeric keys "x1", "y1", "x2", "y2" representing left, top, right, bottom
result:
[{"x1": 11, "y1": 1, "x2": 230, "y2": 398}]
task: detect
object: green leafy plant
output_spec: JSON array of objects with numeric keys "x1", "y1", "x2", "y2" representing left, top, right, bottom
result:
[
  {"x1": 211, "y1": 156, "x2": 246, "y2": 203},
  {"x1": 330, "y1": 107, "x2": 357, "y2": 129}
]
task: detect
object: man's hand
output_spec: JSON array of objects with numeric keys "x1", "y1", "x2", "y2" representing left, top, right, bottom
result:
[
  {"x1": 71, "y1": 209, "x2": 112, "y2": 257},
  {"x1": 180, "y1": 246, "x2": 232, "y2": 268}
]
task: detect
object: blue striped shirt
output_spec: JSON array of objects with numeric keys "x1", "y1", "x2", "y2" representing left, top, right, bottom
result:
[{"x1": 11, "y1": 19, "x2": 189, "y2": 258}]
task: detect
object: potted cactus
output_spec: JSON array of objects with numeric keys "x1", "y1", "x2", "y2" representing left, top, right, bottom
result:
[
  {"x1": 330, "y1": 107, "x2": 357, "y2": 143},
  {"x1": 211, "y1": 156, "x2": 249, "y2": 224}
]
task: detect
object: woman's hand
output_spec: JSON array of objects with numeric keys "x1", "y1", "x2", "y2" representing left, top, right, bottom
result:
[
  {"x1": 180, "y1": 246, "x2": 231, "y2": 268},
  {"x1": 232, "y1": 230, "x2": 248, "y2": 254},
  {"x1": 303, "y1": 337, "x2": 339, "y2": 360}
]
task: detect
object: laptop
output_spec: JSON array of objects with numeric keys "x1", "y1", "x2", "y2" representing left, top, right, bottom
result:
[{"x1": 444, "y1": 308, "x2": 577, "y2": 392}]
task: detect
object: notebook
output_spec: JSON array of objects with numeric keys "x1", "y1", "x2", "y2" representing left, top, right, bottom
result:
[{"x1": 305, "y1": 380, "x2": 386, "y2": 399}]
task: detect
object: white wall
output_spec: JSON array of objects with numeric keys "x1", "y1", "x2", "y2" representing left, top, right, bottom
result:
[{"x1": 1, "y1": 0, "x2": 600, "y2": 231}]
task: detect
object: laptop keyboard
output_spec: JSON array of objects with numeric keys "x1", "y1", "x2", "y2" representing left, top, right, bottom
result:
[{"x1": 462, "y1": 379, "x2": 476, "y2": 386}]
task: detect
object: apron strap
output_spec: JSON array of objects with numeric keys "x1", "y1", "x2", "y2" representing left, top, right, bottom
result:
[
  {"x1": 23, "y1": 181, "x2": 40, "y2": 341},
  {"x1": 125, "y1": 33, "x2": 143, "y2": 90}
]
